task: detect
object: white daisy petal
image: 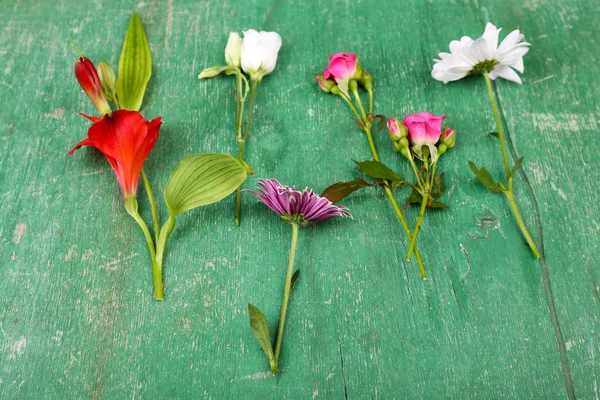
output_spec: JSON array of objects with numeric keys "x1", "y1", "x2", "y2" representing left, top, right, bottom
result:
[
  {"x1": 497, "y1": 29, "x2": 525, "y2": 55},
  {"x1": 489, "y1": 65, "x2": 522, "y2": 84},
  {"x1": 482, "y1": 23, "x2": 501, "y2": 53}
]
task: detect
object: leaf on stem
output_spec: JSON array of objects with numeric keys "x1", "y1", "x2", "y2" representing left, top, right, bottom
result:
[
  {"x1": 248, "y1": 303, "x2": 275, "y2": 363},
  {"x1": 290, "y1": 270, "x2": 300, "y2": 291},
  {"x1": 490, "y1": 131, "x2": 499, "y2": 138},
  {"x1": 407, "y1": 188, "x2": 448, "y2": 209},
  {"x1": 469, "y1": 161, "x2": 502, "y2": 193},
  {"x1": 511, "y1": 156, "x2": 524, "y2": 178},
  {"x1": 320, "y1": 178, "x2": 376, "y2": 203},
  {"x1": 430, "y1": 173, "x2": 446, "y2": 200},
  {"x1": 164, "y1": 153, "x2": 253, "y2": 216},
  {"x1": 116, "y1": 12, "x2": 152, "y2": 111},
  {"x1": 353, "y1": 160, "x2": 403, "y2": 189}
]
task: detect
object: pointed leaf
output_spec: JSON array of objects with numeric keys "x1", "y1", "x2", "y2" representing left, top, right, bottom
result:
[
  {"x1": 430, "y1": 173, "x2": 446, "y2": 200},
  {"x1": 320, "y1": 178, "x2": 374, "y2": 203},
  {"x1": 354, "y1": 160, "x2": 403, "y2": 188},
  {"x1": 248, "y1": 303, "x2": 274, "y2": 362},
  {"x1": 511, "y1": 156, "x2": 524, "y2": 177},
  {"x1": 116, "y1": 12, "x2": 152, "y2": 111},
  {"x1": 490, "y1": 131, "x2": 499, "y2": 138},
  {"x1": 469, "y1": 161, "x2": 502, "y2": 193},
  {"x1": 290, "y1": 270, "x2": 300, "y2": 291},
  {"x1": 429, "y1": 201, "x2": 449, "y2": 209},
  {"x1": 165, "y1": 153, "x2": 252, "y2": 216},
  {"x1": 407, "y1": 188, "x2": 423, "y2": 205}
]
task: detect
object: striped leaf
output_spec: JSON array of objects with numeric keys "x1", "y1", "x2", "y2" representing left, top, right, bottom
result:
[
  {"x1": 116, "y1": 12, "x2": 152, "y2": 111},
  {"x1": 164, "y1": 153, "x2": 252, "y2": 216}
]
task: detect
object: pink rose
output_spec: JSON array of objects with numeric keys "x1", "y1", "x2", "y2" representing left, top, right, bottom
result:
[
  {"x1": 402, "y1": 112, "x2": 446, "y2": 147},
  {"x1": 323, "y1": 53, "x2": 358, "y2": 81}
]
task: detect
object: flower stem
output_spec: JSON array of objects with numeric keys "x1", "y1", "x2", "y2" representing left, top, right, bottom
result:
[
  {"x1": 141, "y1": 169, "x2": 160, "y2": 243},
  {"x1": 124, "y1": 196, "x2": 163, "y2": 300},
  {"x1": 235, "y1": 79, "x2": 259, "y2": 226},
  {"x1": 483, "y1": 72, "x2": 511, "y2": 178},
  {"x1": 482, "y1": 72, "x2": 540, "y2": 258},
  {"x1": 352, "y1": 87, "x2": 368, "y2": 122},
  {"x1": 272, "y1": 222, "x2": 299, "y2": 373},
  {"x1": 153, "y1": 214, "x2": 177, "y2": 301},
  {"x1": 338, "y1": 93, "x2": 363, "y2": 124},
  {"x1": 365, "y1": 122, "x2": 427, "y2": 279},
  {"x1": 407, "y1": 191, "x2": 428, "y2": 261},
  {"x1": 504, "y1": 188, "x2": 541, "y2": 258}
]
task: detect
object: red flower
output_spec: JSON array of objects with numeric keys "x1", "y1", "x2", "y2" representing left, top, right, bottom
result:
[
  {"x1": 75, "y1": 56, "x2": 111, "y2": 116},
  {"x1": 69, "y1": 110, "x2": 162, "y2": 197}
]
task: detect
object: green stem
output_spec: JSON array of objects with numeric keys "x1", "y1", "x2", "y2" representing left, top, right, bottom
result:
[
  {"x1": 141, "y1": 169, "x2": 160, "y2": 243},
  {"x1": 124, "y1": 196, "x2": 163, "y2": 300},
  {"x1": 368, "y1": 88, "x2": 373, "y2": 116},
  {"x1": 365, "y1": 123, "x2": 427, "y2": 278},
  {"x1": 352, "y1": 87, "x2": 368, "y2": 122},
  {"x1": 408, "y1": 156, "x2": 425, "y2": 188},
  {"x1": 339, "y1": 94, "x2": 363, "y2": 124},
  {"x1": 483, "y1": 72, "x2": 540, "y2": 259},
  {"x1": 243, "y1": 80, "x2": 258, "y2": 141},
  {"x1": 154, "y1": 214, "x2": 176, "y2": 301},
  {"x1": 483, "y1": 72, "x2": 511, "y2": 179},
  {"x1": 407, "y1": 191, "x2": 428, "y2": 261},
  {"x1": 272, "y1": 222, "x2": 300, "y2": 373},
  {"x1": 504, "y1": 187, "x2": 541, "y2": 258},
  {"x1": 235, "y1": 139, "x2": 245, "y2": 226},
  {"x1": 234, "y1": 72, "x2": 247, "y2": 227}
]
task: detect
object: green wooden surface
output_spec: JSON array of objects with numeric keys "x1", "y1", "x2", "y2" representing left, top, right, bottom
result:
[{"x1": 1, "y1": 0, "x2": 599, "y2": 398}]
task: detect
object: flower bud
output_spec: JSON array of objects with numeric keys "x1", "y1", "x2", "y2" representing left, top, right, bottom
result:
[
  {"x1": 317, "y1": 76, "x2": 336, "y2": 93},
  {"x1": 359, "y1": 70, "x2": 373, "y2": 92},
  {"x1": 198, "y1": 66, "x2": 224, "y2": 79},
  {"x1": 225, "y1": 32, "x2": 242, "y2": 68},
  {"x1": 97, "y1": 61, "x2": 117, "y2": 104},
  {"x1": 440, "y1": 127, "x2": 456, "y2": 148},
  {"x1": 387, "y1": 118, "x2": 408, "y2": 142},
  {"x1": 348, "y1": 79, "x2": 358, "y2": 92},
  {"x1": 75, "y1": 56, "x2": 111, "y2": 116},
  {"x1": 437, "y1": 143, "x2": 448, "y2": 156}
]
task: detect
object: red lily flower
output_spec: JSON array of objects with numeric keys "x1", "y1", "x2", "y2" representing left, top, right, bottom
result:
[
  {"x1": 69, "y1": 110, "x2": 162, "y2": 197},
  {"x1": 75, "y1": 56, "x2": 111, "y2": 116}
]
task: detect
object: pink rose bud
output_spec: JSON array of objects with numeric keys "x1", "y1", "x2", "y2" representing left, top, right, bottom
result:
[
  {"x1": 441, "y1": 128, "x2": 456, "y2": 148},
  {"x1": 317, "y1": 75, "x2": 336, "y2": 93},
  {"x1": 402, "y1": 112, "x2": 446, "y2": 147},
  {"x1": 387, "y1": 118, "x2": 408, "y2": 142},
  {"x1": 75, "y1": 56, "x2": 112, "y2": 116},
  {"x1": 359, "y1": 70, "x2": 373, "y2": 91},
  {"x1": 323, "y1": 53, "x2": 362, "y2": 82}
]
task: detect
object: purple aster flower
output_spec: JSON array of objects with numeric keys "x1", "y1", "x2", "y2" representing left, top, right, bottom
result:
[{"x1": 250, "y1": 178, "x2": 352, "y2": 225}]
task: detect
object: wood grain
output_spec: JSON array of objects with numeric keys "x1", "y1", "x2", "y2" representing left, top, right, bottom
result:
[{"x1": 0, "y1": 0, "x2": 598, "y2": 398}]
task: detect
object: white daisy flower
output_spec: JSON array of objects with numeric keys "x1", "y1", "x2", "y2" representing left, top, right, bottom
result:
[{"x1": 432, "y1": 23, "x2": 531, "y2": 84}]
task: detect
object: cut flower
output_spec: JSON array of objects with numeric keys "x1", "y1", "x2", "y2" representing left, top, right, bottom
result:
[
  {"x1": 241, "y1": 30, "x2": 282, "y2": 81},
  {"x1": 432, "y1": 22, "x2": 530, "y2": 84},
  {"x1": 250, "y1": 178, "x2": 352, "y2": 225},
  {"x1": 69, "y1": 110, "x2": 162, "y2": 197}
]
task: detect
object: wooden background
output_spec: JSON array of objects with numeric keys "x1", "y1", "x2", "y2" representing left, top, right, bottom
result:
[{"x1": 1, "y1": 0, "x2": 598, "y2": 398}]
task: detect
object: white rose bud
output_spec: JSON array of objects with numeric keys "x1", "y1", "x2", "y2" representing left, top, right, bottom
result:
[
  {"x1": 224, "y1": 32, "x2": 243, "y2": 68},
  {"x1": 241, "y1": 29, "x2": 282, "y2": 82}
]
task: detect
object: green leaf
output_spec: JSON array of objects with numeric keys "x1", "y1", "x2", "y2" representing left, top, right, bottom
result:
[
  {"x1": 198, "y1": 65, "x2": 238, "y2": 79},
  {"x1": 320, "y1": 178, "x2": 374, "y2": 203},
  {"x1": 116, "y1": 12, "x2": 152, "y2": 111},
  {"x1": 290, "y1": 270, "x2": 300, "y2": 291},
  {"x1": 407, "y1": 188, "x2": 423, "y2": 205},
  {"x1": 248, "y1": 303, "x2": 274, "y2": 363},
  {"x1": 490, "y1": 131, "x2": 499, "y2": 138},
  {"x1": 430, "y1": 173, "x2": 446, "y2": 200},
  {"x1": 354, "y1": 160, "x2": 403, "y2": 188},
  {"x1": 165, "y1": 153, "x2": 252, "y2": 216},
  {"x1": 469, "y1": 161, "x2": 502, "y2": 193},
  {"x1": 429, "y1": 201, "x2": 448, "y2": 209},
  {"x1": 511, "y1": 156, "x2": 524, "y2": 177}
]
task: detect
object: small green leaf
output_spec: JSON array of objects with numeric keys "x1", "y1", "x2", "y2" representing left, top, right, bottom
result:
[
  {"x1": 429, "y1": 201, "x2": 448, "y2": 209},
  {"x1": 354, "y1": 160, "x2": 403, "y2": 188},
  {"x1": 511, "y1": 156, "x2": 524, "y2": 177},
  {"x1": 165, "y1": 153, "x2": 252, "y2": 216},
  {"x1": 290, "y1": 270, "x2": 300, "y2": 291},
  {"x1": 430, "y1": 173, "x2": 446, "y2": 200},
  {"x1": 248, "y1": 303, "x2": 274, "y2": 363},
  {"x1": 407, "y1": 188, "x2": 423, "y2": 205},
  {"x1": 198, "y1": 65, "x2": 238, "y2": 79},
  {"x1": 469, "y1": 161, "x2": 502, "y2": 193},
  {"x1": 116, "y1": 12, "x2": 152, "y2": 111},
  {"x1": 490, "y1": 131, "x2": 499, "y2": 138},
  {"x1": 320, "y1": 178, "x2": 374, "y2": 203}
]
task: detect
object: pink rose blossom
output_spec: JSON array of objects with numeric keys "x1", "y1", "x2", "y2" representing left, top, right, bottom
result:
[
  {"x1": 323, "y1": 53, "x2": 358, "y2": 81},
  {"x1": 402, "y1": 112, "x2": 446, "y2": 147},
  {"x1": 387, "y1": 118, "x2": 401, "y2": 138}
]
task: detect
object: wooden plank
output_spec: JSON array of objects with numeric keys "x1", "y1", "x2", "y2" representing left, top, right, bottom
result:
[{"x1": 0, "y1": 0, "x2": 598, "y2": 398}]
